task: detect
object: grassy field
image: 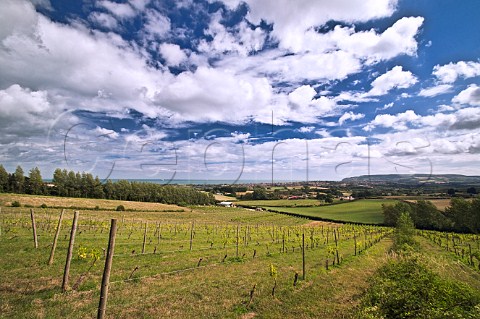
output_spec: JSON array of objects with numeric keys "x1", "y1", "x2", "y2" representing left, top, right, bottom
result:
[
  {"x1": 0, "y1": 193, "x2": 182, "y2": 211},
  {"x1": 237, "y1": 199, "x2": 321, "y2": 207},
  {"x1": 262, "y1": 200, "x2": 398, "y2": 224},
  {"x1": 1, "y1": 195, "x2": 479, "y2": 318}
]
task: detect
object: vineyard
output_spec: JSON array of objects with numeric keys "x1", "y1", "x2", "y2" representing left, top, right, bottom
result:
[{"x1": 1, "y1": 202, "x2": 479, "y2": 318}]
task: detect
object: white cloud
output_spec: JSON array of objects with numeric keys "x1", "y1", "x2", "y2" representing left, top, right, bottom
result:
[
  {"x1": 338, "y1": 112, "x2": 365, "y2": 125},
  {"x1": 94, "y1": 127, "x2": 119, "y2": 139},
  {"x1": 89, "y1": 12, "x2": 119, "y2": 30},
  {"x1": 418, "y1": 84, "x2": 452, "y2": 97},
  {"x1": 297, "y1": 126, "x2": 315, "y2": 133},
  {"x1": 153, "y1": 66, "x2": 274, "y2": 123},
  {"x1": 334, "y1": 17, "x2": 424, "y2": 63},
  {"x1": 364, "y1": 110, "x2": 419, "y2": 131},
  {"x1": 143, "y1": 9, "x2": 171, "y2": 39},
  {"x1": 452, "y1": 84, "x2": 480, "y2": 106},
  {"x1": 433, "y1": 61, "x2": 480, "y2": 83},
  {"x1": 198, "y1": 13, "x2": 265, "y2": 57},
  {"x1": 0, "y1": 84, "x2": 61, "y2": 143},
  {"x1": 129, "y1": 0, "x2": 150, "y2": 11},
  {"x1": 97, "y1": 1, "x2": 136, "y2": 19},
  {"x1": 243, "y1": 0, "x2": 398, "y2": 49},
  {"x1": 368, "y1": 66, "x2": 417, "y2": 96},
  {"x1": 259, "y1": 50, "x2": 362, "y2": 83},
  {"x1": 375, "y1": 102, "x2": 394, "y2": 112},
  {"x1": 159, "y1": 43, "x2": 187, "y2": 66}
]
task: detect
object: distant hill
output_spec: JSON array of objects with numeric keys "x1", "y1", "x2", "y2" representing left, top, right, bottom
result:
[{"x1": 342, "y1": 174, "x2": 480, "y2": 185}]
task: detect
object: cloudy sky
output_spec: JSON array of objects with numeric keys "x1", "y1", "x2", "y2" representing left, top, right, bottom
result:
[{"x1": 1, "y1": 0, "x2": 479, "y2": 183}]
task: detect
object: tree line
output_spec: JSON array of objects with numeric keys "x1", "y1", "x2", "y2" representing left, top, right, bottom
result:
[
  {"x1": 383, "y1": 198, "x2": 480, "y2": 233},
  {"x1": 0, "y1": 164, "x2": 215, "y2": 206}
]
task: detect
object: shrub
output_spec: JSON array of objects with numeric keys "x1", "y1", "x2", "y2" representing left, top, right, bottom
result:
[
  {"x1": 24, "y1": 204, "x2": 34, "y2": 208},
  {"x1": 94, "y1": 205, "x2": 100, "y2": 210},
  {"x1": 116, "y1": 205, "x2": 125, "y2": 211},
  {"x1": 11, "y1": 201, "x2": 21, "y2": 207},
  {"x1": 359, "y1": 257, "x2": 480, "y2": 319},
  {"x1": 40, "y1": 203, "x2": 48, "y2": 208}
]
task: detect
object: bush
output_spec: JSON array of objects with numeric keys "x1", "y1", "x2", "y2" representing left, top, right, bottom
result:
[
  {"x1": 24, "y1": 204, "x2": 34, "y2": 208},
  {"x1": 116, "y1": 205, "x2": 125, "y2": 211},
  {"x1": 11, "y1": 201, "x2": 21, "y2": 207},
  {"x1": 359, "y1": 257, "x2": 480, "y2": 319},
  {"x1": 94, "y1": 205, "x2": 100, "y2": 210},
  {"x1": 40, "y1": 203, "x2": 48, "y2": 208}
]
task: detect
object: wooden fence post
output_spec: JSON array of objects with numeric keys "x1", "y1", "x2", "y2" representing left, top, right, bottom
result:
[
  {"x1": 236, "y1": 224, "x2": 239, "y2": 258},
  {"x1": 97, "y1": 219, "x2": 117, "y2": 319},
  {"x1": 189, "y1": 221, "x2": 194, "y2": 251},
  {"x1": 302, "y1": 231, "x2": 306, "y2": 280},
  {"x1": 30, "y1": 209, "x2": 38, "y2": 249},
  {"x1": 62, "y1": 211, "x2": 79, "y2": 292},
  {"x1": 48, "y1": 209, "x2": 65, "y2": 265},
  {"x1": 142, "y1": 222, "x2": 148, "y2": 254}
]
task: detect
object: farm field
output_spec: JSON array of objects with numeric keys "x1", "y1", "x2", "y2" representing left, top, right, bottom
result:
[
  {"x1": 0, "y1": 193, "x2": 182, "y2": 212},
  {"x1": 261, "y1": 199, "x2": 398, "y2": 224},
  {"x1": 1, "y1": 196, "x2": 479, "y2": 318},
  {"x1": 237, "y1": 199, "x2": 321, "y2": 207}
]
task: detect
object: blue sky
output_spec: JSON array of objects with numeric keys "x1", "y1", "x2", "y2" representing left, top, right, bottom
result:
[{"x1": 0, "y1": 0, "x2": 479, "y2": 183}]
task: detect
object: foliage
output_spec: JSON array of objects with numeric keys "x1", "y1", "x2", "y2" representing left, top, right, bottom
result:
[
  {"x1": 393, "y1": 212, "x2": 418, "y2": 252},
  {"x1": 116, "y1": 205, "x2": 125, "y2": 211},
  {"x1": 2, "y1": 164, "x2": 215, "y2": 206},
  {"x1": 382, "y1": 202, "x2": 412, "y2": 226},
  {"x1": 445, "y1": 197, "x2": 480, "y2": 233},
  {"x1": 359, "y1": 257, "x2": 480, "y2": 319},
  {"x1": 11, "y1": 200, "x2": 21, "y2": 207}
]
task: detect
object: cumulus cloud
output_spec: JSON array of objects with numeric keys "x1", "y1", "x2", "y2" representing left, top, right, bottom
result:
[
  {"x1": 89, "y1": 12, "x2": 119, "y2": 30},
  {"x1": 368, "y1": 66, "x2": 418, "y2": 96},
  {"x1": 153, "y1": 66, "x2": 274, "y2": 123},
  {"x1": 0, "y1": 84, "x2": 60, "y2": 143},
  {"x1": 159, "y1": 43, "x2": 187, "y2": 66},
  {"x1": 0, "y1": 1, "x2": 173, "y2": 119},
  {"x1": 258, "y1": 50, "x2": 362, "y2": 83},
  {"x1": 364, "y1": 110, "x2": 419, "y2": 131},
  {"x1": 419, "y1": 84, "x2": 453, "y2": 97},
  {"x1": 452, "y1": 84, "x2": 480, "y2": 106},
  {"x1": 143, "y1": 9, "x2": 171, "y2": 39},
  {"x1": 338, "y1": 112, "x2": 365, "y2": 125},
  {"x1": 433, "y1": 61, "x2": 480, "y2": 83},
  {"x1": 198, "y1": 12, "x2": 266, "y2": 57},
  {"x1": 334, "y1": 17, "x2": 424, "y2": 63},
  {"x1": 97, "y1": 0, "x2": 137, "y2": 19},
  {"x1": 242, "y1": 0, "x2": 398, "y2": 49}
]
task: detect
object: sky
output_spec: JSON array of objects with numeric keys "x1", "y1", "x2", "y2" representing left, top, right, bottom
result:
[{"x1": 0, "y1": 0, "x2": 479, "y2": 183}]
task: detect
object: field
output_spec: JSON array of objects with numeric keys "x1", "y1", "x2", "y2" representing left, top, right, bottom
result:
[
  {"x1": 0, "y1": 193, "x2": 182, "y2": 212},
  {"x1": 1, "y1": 195, "x2": 479, "y2": 318},
  {"x1": 254, "y1": 200, "x2": 397, "y2": 224},
  {"x1": 237, "y1": 199, "x2": 322, "y2": 207}
]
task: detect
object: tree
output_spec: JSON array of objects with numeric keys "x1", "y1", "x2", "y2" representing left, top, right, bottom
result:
[
  {"x1": 467, "y1": 187, "x2": 477, "y2": 195},
  {"x1": 446, "y1": 197, "x2": 478, "y2": 233},
  {"x1": 53, "y1": 168, "x2": 67, "y2": 196},
  {"x1": 447, "y1": 188, "x2": 456, "y2": 196},
  {"x1": 412, "y1": 200, "x2": 448, "y2": 230},
  {"x1": 252, "y1": 186, "x2": 268, "y2": 200},
  {"x1": 0, "y1": 165, "x2": 8, "y2": 192},
  {"x1": 12, "y1": 165, "x2": 25, "y2": 193},
  {"x1": 28, "y1": 167, "x2": 43, "y2": 195},
  {"x1": 393, "y1": 212, "x2": 417, "y2": 251},
  {"x1": 382, "y1": 202, "x2": 412, "y2": 226}
]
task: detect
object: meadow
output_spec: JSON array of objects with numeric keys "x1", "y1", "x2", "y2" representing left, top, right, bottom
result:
[
  {"x1": 1, "y1": 195, "x2": 479, "y2": 318},
  {"x1": 246, "y1": 199, "x2": 398, "y2": 224}
]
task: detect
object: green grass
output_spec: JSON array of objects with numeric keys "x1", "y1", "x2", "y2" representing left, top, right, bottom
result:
[
  {"x1": 1, "y1": 195, "x2": 479, "y2": 318},
  {"x1": 237, "y1": 199, "x2": 322, "y2": 207},
  {"x1": 262, "y1": 199, "x2": 398, "y2": 224}
]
